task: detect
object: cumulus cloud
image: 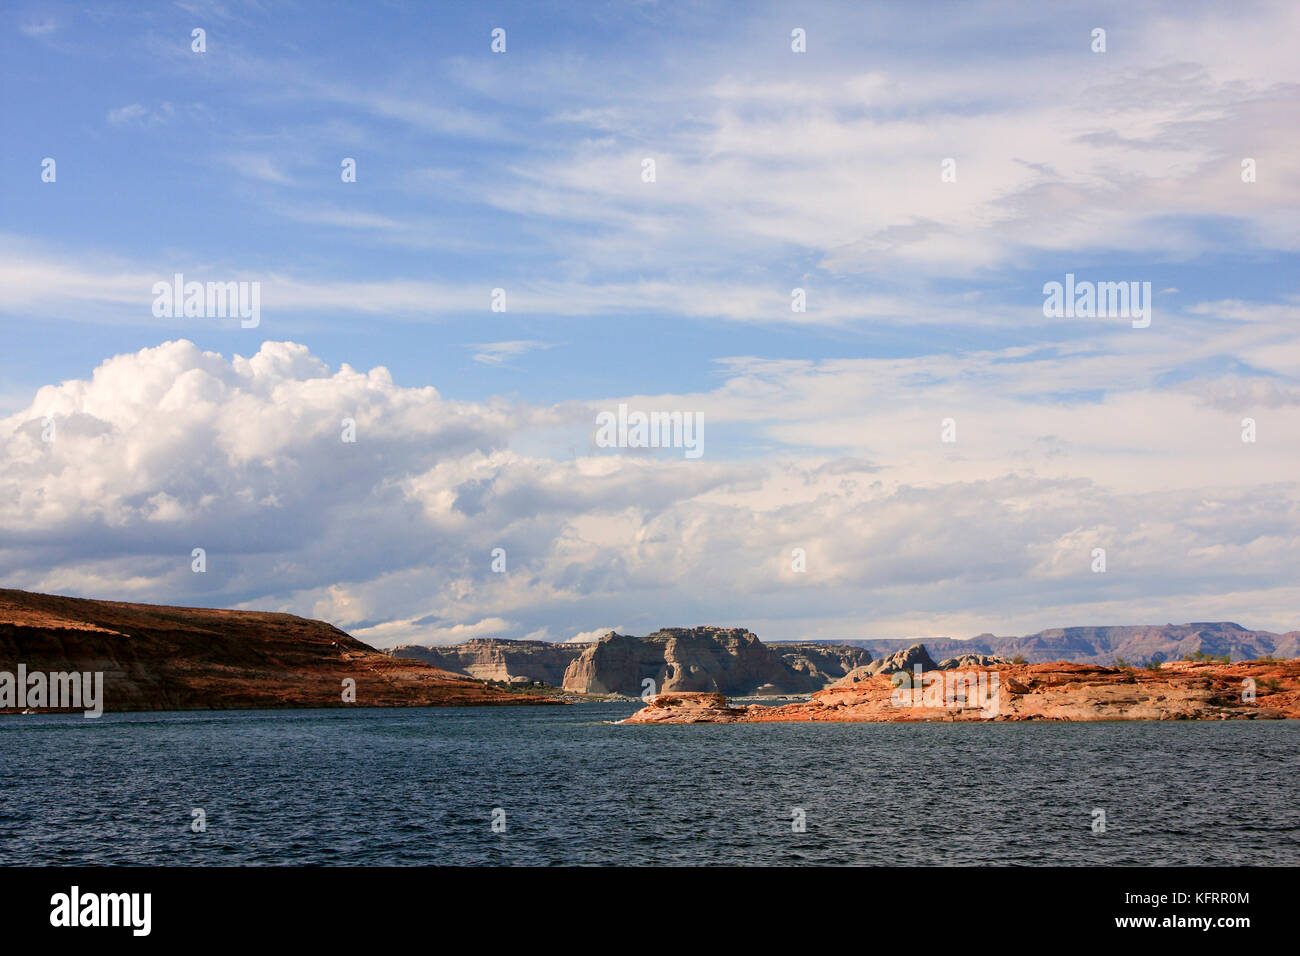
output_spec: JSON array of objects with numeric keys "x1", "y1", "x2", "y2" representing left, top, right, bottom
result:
[
  {"x1": 2, "y1": 338, "x2": 1299, "y2": 646},
  {"x1": 565, "y1": 626, "x2": 618, "y2": 644},
  {"x1": 0, "y1": 340, "x2": 547, "y2": 605}
]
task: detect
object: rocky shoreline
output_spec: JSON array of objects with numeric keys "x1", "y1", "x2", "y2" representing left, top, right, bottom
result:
[{"x1": 621, "y1": 658, "x2": 1300, "y2": 723}]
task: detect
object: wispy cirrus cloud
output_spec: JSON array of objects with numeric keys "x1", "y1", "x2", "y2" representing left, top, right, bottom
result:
[
  {"x1": 107, "y1": 102, "x2": 174, "y2": 126},
  {"x1": 223, "y1": 152, "x2": 295, "y2": 185},
  {"x1": 469, "y1": 340, "x2": 554, "y2": 366},
  {"x1": 19, "y1": 18, "x2": 57, "y2": 37}
]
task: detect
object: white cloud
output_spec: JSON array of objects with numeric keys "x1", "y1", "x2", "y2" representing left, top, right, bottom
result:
[
  {"x1": 2, "y1": 338, "x2": 1298, "y2": 646},
  {"x1": 450, "y1": 4, "x2": 1300, "y2": 284},
  {"x1": 0, "y1": 242, "x2": 962, "y2": 327},
  {"x1": 352, "y1": 616, "x2": 511, "y2": 647},
  {"x1": 13, "y1": 2, "x2": 1292, "y2": 335},
  {"x1": 565, "y1": 626, "x2": 617, "y2": 643},
  {"x1": 20, "y1": 18, "x2": 57, "y2": 37},
  {"x1": 107, "y1": 103, "x2": 173, "y2": 126},
  {"x1": 469, "y1": 340, "x2": 553, "y2": 366},
  {"x1": 224, "y1": 153, "x2": 294, "y2": 185},
  {"x1": 5, "y1": 2, "x2": 1298, "y2": 645}
]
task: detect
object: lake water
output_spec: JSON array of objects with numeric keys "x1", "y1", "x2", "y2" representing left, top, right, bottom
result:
[{"x1": 2, "y1": 704, "x2": 1297, "y2": 865}]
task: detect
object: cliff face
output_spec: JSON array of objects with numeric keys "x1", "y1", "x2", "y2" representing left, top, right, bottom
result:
[
  {"x1": 0, "y1": 589, "x2": 554, "y2": 714},
  {"x1": 390, "y1": 639, "x2": 583, "y2": 685},
  {"x1": 561, "y1": 627, "x2": 818, "y2": 695},
  {"x1": 622, "y1": 657, "x2": 1300, "y2": 723},
  {"x1": 391, "y1": 632, "x2": 870, "y2": 695},
  {"x1": 767, "y1": 642, "x2": 876, "y2": 686}
]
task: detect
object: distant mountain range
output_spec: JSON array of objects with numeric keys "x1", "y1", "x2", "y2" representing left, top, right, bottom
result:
[{"x1": 791, "y1": 622, "x2": 1300, "y2": 667}]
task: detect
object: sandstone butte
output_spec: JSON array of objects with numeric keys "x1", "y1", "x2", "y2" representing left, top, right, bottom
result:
[
  {"x1": 621, "y1": 659, "x2": 1300, "y2": 724},
  {"x1": 0, "y1": 588, "x2": 559, "y2": 714}
]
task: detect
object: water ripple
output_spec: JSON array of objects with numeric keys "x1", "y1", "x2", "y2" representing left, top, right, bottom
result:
[{"x1": 0, "y1": 706, "x2": 1296, "y2": 865}]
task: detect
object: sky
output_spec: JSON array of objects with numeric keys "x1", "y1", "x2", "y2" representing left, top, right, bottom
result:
[{"x1": 1, "y1": 0, "x2": 1298, "y2": 646}]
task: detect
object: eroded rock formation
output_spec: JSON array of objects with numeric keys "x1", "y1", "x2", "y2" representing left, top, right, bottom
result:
[
  {"x1": 386, "y1": 622, "x2": 1300, "y2": 698},
  {"x1": 561, "y1": 627, "x2": 818, "y2": 695},
  {"x1": 392, "y1": 632, "x2": 875, "y2": 694},
  {"x1": 622, "y1": 654, "x2": 1300, "y2": 723}
]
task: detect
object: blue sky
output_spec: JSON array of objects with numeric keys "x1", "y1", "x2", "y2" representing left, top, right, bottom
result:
[{"x1": 2, "y1": 1, "x2": 1298, "y2": 645}]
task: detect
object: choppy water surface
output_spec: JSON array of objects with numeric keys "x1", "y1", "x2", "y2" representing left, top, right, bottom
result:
[{"x1": 2, "y1": 704, "x2": 1296, "y2": 865}]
